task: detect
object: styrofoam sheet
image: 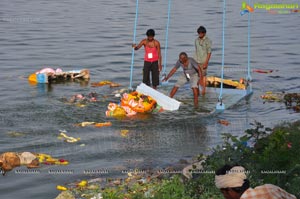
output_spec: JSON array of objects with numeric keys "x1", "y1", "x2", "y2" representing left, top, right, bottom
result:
[{"x1": 136, "y1": 83, "x2": 181, "y2": 111}]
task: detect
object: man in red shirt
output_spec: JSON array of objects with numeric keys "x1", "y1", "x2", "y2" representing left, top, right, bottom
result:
[{"x1": 133, "y1": 29, "x2": 162, "y2": 89}]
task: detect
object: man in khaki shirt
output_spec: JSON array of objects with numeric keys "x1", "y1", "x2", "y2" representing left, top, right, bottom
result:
[{"x1": 194, "y1": 26, "x2": 212, "y2": 95}]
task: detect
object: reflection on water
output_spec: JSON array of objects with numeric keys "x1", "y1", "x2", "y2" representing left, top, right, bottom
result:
[
  {"x1": 0, "y1": 0, "x2": 299, "y2": 198},
  {"x1": 28, "y1": 78, "x2": 90, "y2": 94}
]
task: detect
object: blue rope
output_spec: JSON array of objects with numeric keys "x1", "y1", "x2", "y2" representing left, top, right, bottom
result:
[
  {"x1": 247, "y1": 0, "x2": 252, "y2": 81},
  {"x1": 129, "y1": 0, "x2": 139, "y2": 90},
  {"x1": 218, "y1": 0, "x2": 226, "y2": 101},
  {"x1": 163, "y1": 0, "x2": 171, "y2": 75}
]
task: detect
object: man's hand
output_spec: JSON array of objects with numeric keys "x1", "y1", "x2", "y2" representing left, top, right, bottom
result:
[
  {"x1": 197, "y1": 78, "x2": 202, "y2": 84},
  {"x1": 162, "y1": 74, "x2": 167, "y2": 82},
  {"x1": 202, "y1": 62, "x2": 208, "y2": 69},
  {"x1": 132, "y1": 44, "x2": 138, "y2": 50},
  {"x1": 159, "y1": 64, "x2": 162, "y2": 73}
]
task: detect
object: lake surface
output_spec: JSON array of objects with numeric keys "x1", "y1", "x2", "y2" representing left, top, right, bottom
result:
[{"x1": 0, "y1": 0, "x2": 299, "y2": 198}]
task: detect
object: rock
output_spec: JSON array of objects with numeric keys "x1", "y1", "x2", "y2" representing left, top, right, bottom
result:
[
  {"x1": 55, "y1": 191, "x2": 75, "y2": 199},
  {"x1": 182, "y1": 161, "x2": 204, "y2": 179}
]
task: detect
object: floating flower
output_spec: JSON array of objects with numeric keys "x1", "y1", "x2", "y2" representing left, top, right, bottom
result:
[
  {"x1": 77, "y1": 180, "x2": 88, "y2": 187},
  {"x1": 218, "y1": 119, "x2": 230, "y2": 126},
  {"x1": 120, "y1": 130, "x2": 129, "y2": 137},
  {"x1": 75, "y1": 121, "x2": 95, "y2": 127},
  {"x1": 56, "y1": 185, "x2": 68, "y2": 191},
  {"x1": 94, "y1": 122, "x2": 112, "y2": 128}
]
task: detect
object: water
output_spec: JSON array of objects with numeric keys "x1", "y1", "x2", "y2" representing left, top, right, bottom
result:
[{"x1": 0, "y1": 0, "x2": 299, "y2": 198}]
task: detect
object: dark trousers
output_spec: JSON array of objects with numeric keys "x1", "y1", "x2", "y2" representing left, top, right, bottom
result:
[{"x1": 143, "y1": 61, "x2": 159, "y2": 87}]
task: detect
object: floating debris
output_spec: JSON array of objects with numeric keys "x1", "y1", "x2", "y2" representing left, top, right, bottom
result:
[
  {"x1": 58, "y1": 130, "x2": 81, "y2": 143},
  {"x1": 261, "y1": 92, "x2": 300, "y2": 112},
  {"x1": 37, "y1": 153, "x2": 69, "y2": 165},
  {"x1": 120, "y1": 129, "x2": 129, "y2": 137},
  {"x1": 284, "y1": 93, "x2": 300, "y2": 112},
  {"x1": 206, "y1": 76, "x2": 246, "y2": 89},
  {"x1": 106, "y1": 91, "x2": 157, "y2": 118},
  {"x1": 75, "y1": 121, "x2": 112, "y2": 128},
  {"x1": 75, "y1": 122, "x2": 96, "y2": 127},
  {"x1": 6, "y1": 131, "x2": 26, "y2": 137},
  {"x1": 28, "y1": 68, "x2": 90, "y2": 84},
  {"x1": 0, "y1": 152, "x2": 69, "y2": 175},
  {"x1": 94, "y1": 122, "x2": 112, "y2": 128},
  {"x1": 253, "y1": 69, "x2": 275, "y2": 74},
  {"x1": 56, "y1": 185, "x2": 68, "y2": 191},
  {"x1": 63, "y1": 92, "x2": 98, "y2": 106},
  {"x1": 0, "y1": 152, "x2": 39, "y2": 174},
  {"x1": 218, "y1": 119, "x2": 230, "y2": 126},
  {"x1": 75, "y1": 103, "x2": 87, "y2": 108},
  {"x1": 112, "y1": 88, "x2": 128, "y2": 94},
  {"x1": 77, "y1": 180, "x2": 88, "y2": 188},
  {"x1": 91, "y1": 80, "x2": 120, "y2": 87},
  {"x1": 260, "y1": 91, "x2": 283, "y2": 102}
]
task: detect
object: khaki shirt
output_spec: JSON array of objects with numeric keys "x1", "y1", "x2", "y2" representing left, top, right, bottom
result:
[{"x1": 193, "y1": 36, "x2": 212, "y2": 64}]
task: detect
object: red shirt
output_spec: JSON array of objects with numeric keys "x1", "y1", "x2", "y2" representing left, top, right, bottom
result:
[{"x1": 144, "y1": 45, "x2": 159, "y2": 62}]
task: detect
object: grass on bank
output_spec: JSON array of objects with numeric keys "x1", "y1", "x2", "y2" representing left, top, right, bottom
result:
[{"x1": 57, "y1": 120, "x2": 300, "y2": 199}]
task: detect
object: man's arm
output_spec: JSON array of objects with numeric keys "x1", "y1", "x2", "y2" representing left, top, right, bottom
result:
[
  {"x1": 132, "y1": 39, "x2": 145, "y2": 50},
  {"x1": 203, "y1": 53, "x2": 211, "y2": 69},
  {"x1": 197, "y1": 64, "x2": 203, "y2": 78},
  {"x1": 163, "y1": 67, "x2": 177, "y2": 81},
  {"x1": 203, "y1": 39, "x2": 212, "y2": 69},
  {"x1": 156, "y1": 40, "x2": 162, "y2": 72}
]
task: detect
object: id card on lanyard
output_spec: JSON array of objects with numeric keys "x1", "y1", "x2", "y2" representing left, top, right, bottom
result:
[{"x1": 147, "y1": 53, "x2": 153, "y2": 59}]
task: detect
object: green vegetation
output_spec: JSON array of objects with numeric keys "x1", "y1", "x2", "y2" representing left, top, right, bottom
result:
[
  {"x1": 189, "y1": 120, "x2": 300, "y2": 198},
  {"x1": 56, "y1": 120, "x2": 300, "y2": 199}
]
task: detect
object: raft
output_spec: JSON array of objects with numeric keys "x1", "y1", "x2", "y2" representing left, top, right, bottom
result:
[
  {"x1": 28, "y1": 68, "x2": 90, "y2": 83},
  {"x1": 160, "y1": 76, "x2": 252, "y2": 113},
  {"x1": 202, "y1": 77, "x2": 252, "y2": 113}
]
